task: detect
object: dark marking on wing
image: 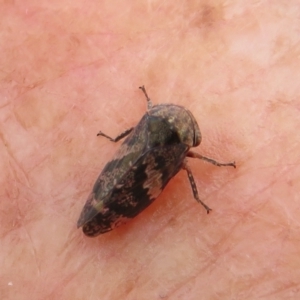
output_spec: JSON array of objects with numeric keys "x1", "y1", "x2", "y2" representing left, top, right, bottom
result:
[{"x1": 81, "y1": 143, "x2": 188, "y2": 236}]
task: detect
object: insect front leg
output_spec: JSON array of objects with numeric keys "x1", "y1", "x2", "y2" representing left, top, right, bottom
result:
[
  {"x1": 97, "y1": 127, "x2": 134, "y2": 142},
  {"x1": 182, "y1": 160, "x2": 212, "y2": 214},
  {"x1": 187, "y1": 151, "x2": 236, "y2": 168}
]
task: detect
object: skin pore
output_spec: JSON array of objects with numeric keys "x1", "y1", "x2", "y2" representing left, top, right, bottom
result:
[{"x1": 1, "y1": 1, "x2": 300, "y2": 299}]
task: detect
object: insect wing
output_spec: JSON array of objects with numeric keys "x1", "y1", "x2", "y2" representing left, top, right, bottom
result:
[
  {"x1": 109, "y1": 143, "x2": 190, "y2": 218},
  {"x1": 79, "y1": 143, "x2": 189, "y2": 235},
  {"x1": 93, "y1": 114, "x2": 150, "y2": 200}
]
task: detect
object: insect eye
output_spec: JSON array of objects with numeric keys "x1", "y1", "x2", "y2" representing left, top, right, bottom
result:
[
  {"x1": 167, "y1": 131, "x2": 180, "y2": 144},
  {"x1": 194, "y1": 130, "x2": 197, "y2": 145}
]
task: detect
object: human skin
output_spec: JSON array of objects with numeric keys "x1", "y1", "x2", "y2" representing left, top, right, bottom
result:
[{"x1": 1, "y1": 1, "x2": 300, "y2": 299}]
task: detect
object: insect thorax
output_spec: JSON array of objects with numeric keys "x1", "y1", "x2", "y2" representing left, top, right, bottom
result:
[{"x1": 148, "y1": 104, "x2": 201, "y2": 147}]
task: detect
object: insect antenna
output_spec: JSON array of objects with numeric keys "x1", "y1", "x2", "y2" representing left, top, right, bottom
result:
[{"x1": 139, "y1": 85, "x2": 153, "y2": 110}]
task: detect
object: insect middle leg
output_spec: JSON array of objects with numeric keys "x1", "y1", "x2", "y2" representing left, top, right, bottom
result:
[
  {"x1": 97, "y1": 127, "x2": 134, "y2": 142},
  {"x1": 187, "y1": 151, "x2": 236, "y2": 168}
]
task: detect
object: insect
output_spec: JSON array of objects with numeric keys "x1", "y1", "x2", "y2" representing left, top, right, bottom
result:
[{"x1": 77, "y1": 86, "x2": 236, "y2": 237}]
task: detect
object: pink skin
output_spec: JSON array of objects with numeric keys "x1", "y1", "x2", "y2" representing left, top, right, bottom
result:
[{"x1": 1, "y1": 1, "x2": 300, "y2": 299}]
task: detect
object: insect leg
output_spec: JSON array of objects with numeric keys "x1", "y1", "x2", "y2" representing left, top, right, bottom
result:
[
  {"x1": 139, "y1": 86, "x2": 153, "y2": 110},
  {"x1": 97, "y1": 127, "x2": 134, "y2": 142},
  {"x1": 187, "y1": 151, "x2": 236, "y2": 168},
  {"x1": 182, "y1": 160, "x2": 212, "y2": 214}
]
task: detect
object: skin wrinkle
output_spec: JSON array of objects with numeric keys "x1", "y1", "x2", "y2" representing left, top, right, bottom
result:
[
  {"x1": 0, "y1": 101, "x2": 10, "y2": 109},
  {"x1": 11, "y1": 157, "x2": 31, "y2": 187},
  {"x1": 232, "y1": 129, "x2": 289, "y2": 172},
  {"x1": 261, "y1": 281, "x2": 300, "y2": 299},
  {"x1": 108, "y1": 212, "x2": 198, "y2": 298},
  {"x1": 5, "y1": 178, "x2": 30, "y2": 237},
  {"x1": 109, "y1": 224, "x2": 163, "y2": 276},
  {"x1": 80, "y1": 238, "x2": 146, "y2": 295},
  {"x1": 42, "y1": 272, "x2": 77, "y2": 300},
  {"x1": 21, "y1": 220, "x2": 41, "y2": 276},
  {"x1": 162, "y1": 166, "x2": 295, "y2": 298},
  {"x1": 134, "y1": 221, "x2": 223, "y2": 299},
  {"x1": 164, "y1": 260, "x2": 215, "y2": 300}
]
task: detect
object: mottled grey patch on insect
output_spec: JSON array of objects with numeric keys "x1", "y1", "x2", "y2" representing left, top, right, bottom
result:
[{"x1": 143, "y1": 154, "x2": 163, "y2": 200}]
